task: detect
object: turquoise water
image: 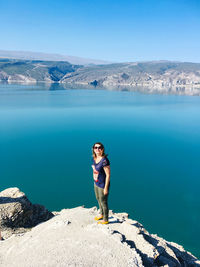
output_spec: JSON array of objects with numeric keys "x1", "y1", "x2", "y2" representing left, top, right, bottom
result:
[{"x1": 0, "y1": 83, "x2": 200, "y2": 257}]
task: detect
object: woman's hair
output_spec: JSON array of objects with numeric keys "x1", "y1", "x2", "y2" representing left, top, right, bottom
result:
[{"x1": 92, "y1": 142, "x2": 107, "y2": 159}]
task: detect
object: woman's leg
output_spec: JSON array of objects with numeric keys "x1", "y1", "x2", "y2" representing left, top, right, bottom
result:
[
  {"x1": 99, "y1": 188, "x2": 109, "y2": 221},
  {"x1": 94, "y1": 184, "x2": 103, "y2": 215}
]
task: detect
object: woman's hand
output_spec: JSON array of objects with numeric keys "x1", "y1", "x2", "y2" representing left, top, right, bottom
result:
[{"x1": 104, "y1": 188, "x2": 109, "y2": 195}]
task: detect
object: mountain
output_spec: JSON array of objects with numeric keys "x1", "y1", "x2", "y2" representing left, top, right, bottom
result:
[
  {"x1": 0, "y1": 58, "x2": 200, "y2": 95},
  {"x1": 0, "y1": 58, "x2": 81, "y2": 82},
  {"x1": 60, "y1": 61, "x2": 200, "y2": 95},
  {"x1": 0, "y1": 50, "x2": 111, "y2": 65}
]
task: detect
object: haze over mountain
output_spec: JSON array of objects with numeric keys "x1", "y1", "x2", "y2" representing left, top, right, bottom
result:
[{"x1": 0, "y1": 50, "x2": 111, "y2": 66}]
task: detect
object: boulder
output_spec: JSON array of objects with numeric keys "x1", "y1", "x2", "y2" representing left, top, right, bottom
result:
[{"x1": 0, "y1": 187, "x2": 53, "y2": 238}]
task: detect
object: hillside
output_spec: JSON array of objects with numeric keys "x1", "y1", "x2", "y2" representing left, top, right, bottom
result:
[
  {"x1": 1, "y1": 59, "x2": 200, "y2": 95},
  {"x1": 0, "y1": 58, "x2": 81, "y2": 82},
  {"x1": 60, "y1": 61, "x2": 200, "y2": 95}
]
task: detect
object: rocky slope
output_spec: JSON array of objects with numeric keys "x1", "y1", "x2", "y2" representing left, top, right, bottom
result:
[
  {"x1": 1, "y1": 59, "x2": 200, "y2": 95},
  {"x1": 0, "y1": 58, "x2": 81, "y2": 83},
  {"x1": 0, "y1": 188, "x2": 199, "y2": 267},
  {"x1": 60, "y1": 61, "x2": 200, "y2": 95}
]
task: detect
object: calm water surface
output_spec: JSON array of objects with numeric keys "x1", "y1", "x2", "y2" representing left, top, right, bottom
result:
[{"x1": 0, "y1": 83, "x2": 200, "y2": 257}]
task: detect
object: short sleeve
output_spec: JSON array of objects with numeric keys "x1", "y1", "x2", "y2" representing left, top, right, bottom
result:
[{"x1": 102, "y1": 157, "x2": 110, "y2": 167}]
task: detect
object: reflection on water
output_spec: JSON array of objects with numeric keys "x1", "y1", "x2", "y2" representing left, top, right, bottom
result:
[{"x1": 1, "y1": 81, "x2": 200, "y2": 95}]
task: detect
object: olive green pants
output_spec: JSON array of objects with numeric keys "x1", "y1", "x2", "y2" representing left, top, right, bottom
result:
[{"x1": 94, "y1": 183, "x2": 109, "y2": 221}]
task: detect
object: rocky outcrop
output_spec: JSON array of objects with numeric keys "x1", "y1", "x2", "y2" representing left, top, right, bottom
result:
[
  {"x1": 7, "y1": 74, "x2": 37, "y2": 83},
  {"x1": 0, "y1": 188, "x2": 199, "y2": 266},
  {"x1": 0, "y1": 71, "x2": 8, "y2": 81},
  {"x1": 0, "y1": 188, "x2": 53, "y2": 238}
]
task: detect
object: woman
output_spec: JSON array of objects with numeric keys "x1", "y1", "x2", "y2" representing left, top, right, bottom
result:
[{"x1": 92, "y1": 142, "x2": 110, "y2": 224}]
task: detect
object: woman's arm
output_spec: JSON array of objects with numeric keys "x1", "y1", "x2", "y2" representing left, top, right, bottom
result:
[{"x1": 103, "y1": 166, "x2": 110, "y2": 195}]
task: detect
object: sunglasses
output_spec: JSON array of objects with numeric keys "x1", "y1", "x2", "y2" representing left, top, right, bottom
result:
[{"x1": 94, "y1": 146, "x2": 102, "y2": 150}]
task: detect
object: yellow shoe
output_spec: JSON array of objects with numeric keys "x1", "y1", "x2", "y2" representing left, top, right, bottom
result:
[
  {"x1": 97, "y1": 221, "x2": 109, "y2": 224},
  {"x1": 94, "y1": 215, "x2": 103, "y2": 221}
]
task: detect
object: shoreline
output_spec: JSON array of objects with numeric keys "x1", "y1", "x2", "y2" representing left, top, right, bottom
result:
[{"x1": 0, "y1": 80, "x2": 200, "y2": 96}]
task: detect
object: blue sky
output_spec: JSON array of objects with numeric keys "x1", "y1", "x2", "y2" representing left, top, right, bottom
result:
[{"x1": 1, "y1": 0, "x2": 200, "y2": 62}]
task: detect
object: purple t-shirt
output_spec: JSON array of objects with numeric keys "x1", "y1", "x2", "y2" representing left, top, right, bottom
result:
[{"x1": 92, "y1": 156, "x2": 110, "y2": 188}]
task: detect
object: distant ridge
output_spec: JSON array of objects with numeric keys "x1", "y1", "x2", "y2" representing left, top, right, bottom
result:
[
  {"x1": 0, "y1": 58, "x2": 200, "y2": 95},
  {"x1": 0, "y1": 50, "x2": 112, "y2": 65}
]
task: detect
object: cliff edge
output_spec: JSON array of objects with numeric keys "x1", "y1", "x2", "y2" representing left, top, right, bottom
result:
[{"x1": 0, "y1": 188, "x2": 199, "y2": 267}]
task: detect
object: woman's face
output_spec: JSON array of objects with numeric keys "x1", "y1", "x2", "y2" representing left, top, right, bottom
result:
[{"x1": 94, "y1": 144, "x2": 103, "y2": 156}]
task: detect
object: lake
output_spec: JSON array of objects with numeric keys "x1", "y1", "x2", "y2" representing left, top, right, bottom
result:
[{"x1": 0, "y1": 82, "x2": 200, "y2": 258}]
